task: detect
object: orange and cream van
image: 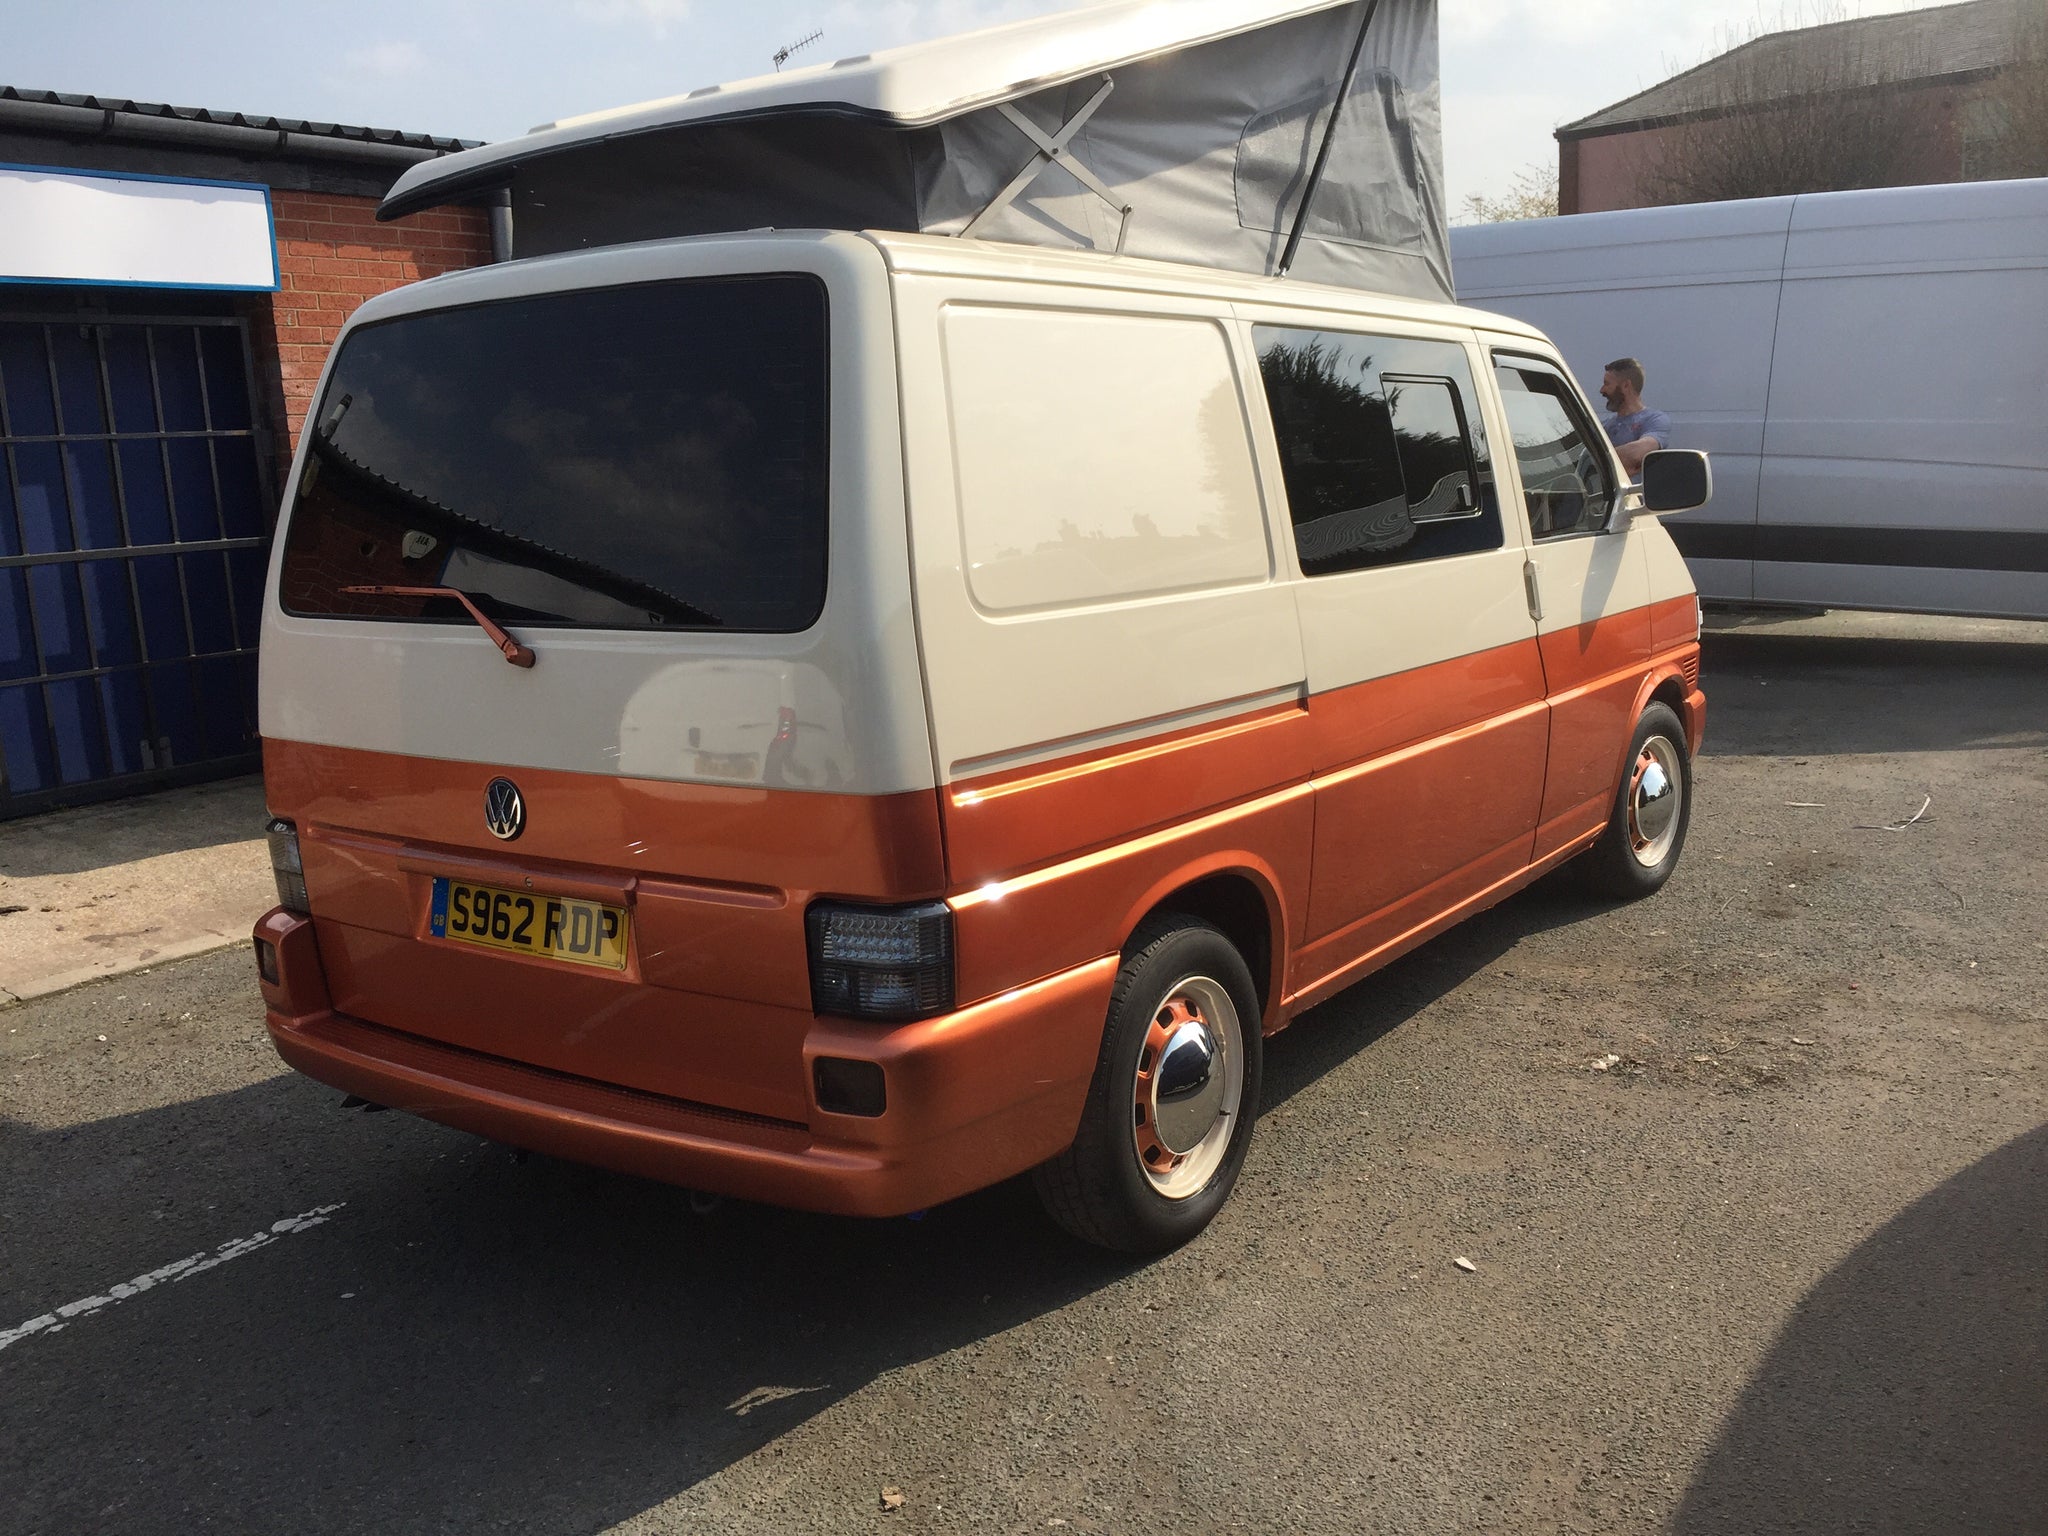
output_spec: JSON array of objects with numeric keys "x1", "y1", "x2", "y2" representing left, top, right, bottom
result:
[{"x1": 250, "y1": 2, "x2": 1712, "y2": 1252}]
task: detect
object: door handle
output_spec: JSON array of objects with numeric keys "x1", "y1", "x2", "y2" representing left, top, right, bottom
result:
[{"x1": 1523, "y1": 560, "x2": 1544, "y2": 622}]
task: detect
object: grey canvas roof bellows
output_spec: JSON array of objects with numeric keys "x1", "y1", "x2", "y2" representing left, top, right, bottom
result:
[
  {"x1": 379, "y1": 0, "x2": 1451, "y2": 302},
  {"x1": 1562, "y1": 0, "x2": 2023, "y2": 137}
]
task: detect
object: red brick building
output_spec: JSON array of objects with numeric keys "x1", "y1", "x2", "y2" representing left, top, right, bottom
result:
[
  {"x1": 263, "y1": 192, "x2": 491, "y2": 459},
  {"x1": 0, "y1": 88, "x2": 493, "y2": 815},
  {"x1": 1557, "y1": 0, "x2": 2035, "y2": 214}
]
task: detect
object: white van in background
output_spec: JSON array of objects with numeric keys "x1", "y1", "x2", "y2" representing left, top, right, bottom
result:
[{"x1": 1452, "y1": 178, "x2": 2048, "y2": 620}]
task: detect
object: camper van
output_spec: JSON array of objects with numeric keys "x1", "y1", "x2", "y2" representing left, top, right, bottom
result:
[
  {"x1": 251, "y1": 0, "x2": 1712, "y2": 1252},
  {"x1": 1453, "y1": 178, "x2": 2048, "y2": 620}
]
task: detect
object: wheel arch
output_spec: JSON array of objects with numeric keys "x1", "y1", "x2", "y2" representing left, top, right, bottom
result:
[
  {"x1": 1116, "y1": 857, "x2": 1287, "y2": 1033},
  {"x1": 1611, "y1": 662, "x2": 1695, "y2": 795}
]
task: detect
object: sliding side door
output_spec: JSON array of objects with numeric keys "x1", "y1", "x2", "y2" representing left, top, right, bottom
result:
[{"x1": 1245, "y1": 319, "x2": 1548, "y2": 1003}]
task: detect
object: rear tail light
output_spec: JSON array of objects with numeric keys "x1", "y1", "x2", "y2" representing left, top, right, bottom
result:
[
  {"x1": 806, "y1": 900, "x2": 954, "y2": 1022},
  {"x1": 266, "y1": 818, "x2": 310, "y2": 914}
]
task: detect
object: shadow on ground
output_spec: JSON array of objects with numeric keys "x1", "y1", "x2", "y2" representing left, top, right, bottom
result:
[
  {"x1": 1703, "y1": 630, "x2": 2048, "y2": 757},
  {"x1": 1262, "y1": 866, "x2": 1605, "y2": 1111},
  {"x1": 1676, "y1": 1123, "x2": 2048, "y2": 1534},
  {"x1": 0, "y1": 873, "x2": 1616, "y2": 1536}
]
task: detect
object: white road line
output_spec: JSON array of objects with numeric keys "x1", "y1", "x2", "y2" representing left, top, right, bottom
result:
[{"x1": 0, "y1": 1203, "x2": 345, "y2": 1354}]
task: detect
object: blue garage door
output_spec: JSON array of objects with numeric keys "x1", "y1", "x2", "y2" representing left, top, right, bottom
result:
[{"x1": 0, "y1": 314, "x2": 272, "y2": 818}]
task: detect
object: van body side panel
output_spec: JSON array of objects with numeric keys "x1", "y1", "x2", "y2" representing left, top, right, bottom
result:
[
  {"x1": 1533, "y1": 595, "x2": 1656, "y2": 856},
  {"x1": 1290, "y1": 569, "x2": 1547, "y2": 948},
  {"x1": 896, "y1": 272, "x2": 1314, "y2": 1001},
  {"x1": 1287, "y1": 636, "x2": 1549, "y2": 991},
  {"x1": 1476, "y1": 338, "x2": 1668, "y2": 862},
  {"x1": 1231, "y1": 311, "x2": 1549, "y2": 994},
  {"x1": 942, "y1": 700, "x2": 1314, "y2": 887},
  {"x1": 950, "y1": 789, "x2": 1313, "y2": 1021},
  {"x1": 899, "y1": 283, "x2": 1307, "y2": 786}
]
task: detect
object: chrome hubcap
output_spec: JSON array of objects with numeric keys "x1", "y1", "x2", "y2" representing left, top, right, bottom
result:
[
  {"x1": 1629, "y1": 734, "x2": 1683, "y2": 868},
  {"x1": 1153, "y1": 1020, "x2": 1223, "y2": 1153},
  {"x1": 1132, "y1": 976, "x2": 1245, "y2": 1200}
]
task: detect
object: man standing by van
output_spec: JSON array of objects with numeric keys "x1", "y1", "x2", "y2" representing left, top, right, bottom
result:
[{"x1": 1599, "y1": 357, "x2": 1671, "y2": 478}]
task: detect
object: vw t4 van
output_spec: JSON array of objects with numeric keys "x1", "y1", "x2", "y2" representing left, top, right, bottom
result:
[{"x1": 251, "y1": 1, "x2": 1712, "y2": 1252}]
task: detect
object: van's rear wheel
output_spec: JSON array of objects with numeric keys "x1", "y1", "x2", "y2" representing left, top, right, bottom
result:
[
  {"x1": 1577, "y1": 701, "x2": 1693, "y2": 899},
  {"x1": 1033, "y1": 917, "x2": 1261, "y2": 1254}
]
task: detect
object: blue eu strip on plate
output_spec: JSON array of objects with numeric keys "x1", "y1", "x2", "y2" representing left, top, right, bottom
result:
[{"x1": 429, "y1": 878, "x2": 450, "y2": 938}]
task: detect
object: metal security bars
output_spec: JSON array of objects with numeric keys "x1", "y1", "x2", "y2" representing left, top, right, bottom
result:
[{"x1": 0, "y1": 314, "x2": 274, "y2": 819}]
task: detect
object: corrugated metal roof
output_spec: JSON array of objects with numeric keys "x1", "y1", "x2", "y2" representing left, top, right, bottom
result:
[
  {"x1": 0, "y1": 85, "x2": 479, "y2": 155},
  {"x1": 1560, "y1": 0, "x2": 2020, "y2": 137}
]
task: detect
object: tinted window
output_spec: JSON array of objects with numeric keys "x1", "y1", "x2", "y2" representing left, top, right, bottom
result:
[
  {"x1": 1255, "y1": 328, "x2": 1498, "y2": 576},
  {"x1": 279, "y1": 275, "x2": 829, "y2": 633},
  {"x1": 1493, "y1": 356, "x2": 1614, "y2": 540}
]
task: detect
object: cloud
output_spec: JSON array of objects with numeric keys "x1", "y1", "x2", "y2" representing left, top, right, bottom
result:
[{"x1": 343, "y1": 40, "x2": 426, "y2": 78}]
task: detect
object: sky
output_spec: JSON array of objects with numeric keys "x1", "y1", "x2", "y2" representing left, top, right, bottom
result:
[{"x1": 4, "y1": 0, "x2": 1960, "y2": 212}]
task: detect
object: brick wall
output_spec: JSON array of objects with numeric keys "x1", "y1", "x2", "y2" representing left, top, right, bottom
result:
[
  {"x1": 247, "y1": 190, "x2": 491, "y2": 480},
  {"x1": 1561, "y1": 81, "x2": 1973, "y2": 214}
]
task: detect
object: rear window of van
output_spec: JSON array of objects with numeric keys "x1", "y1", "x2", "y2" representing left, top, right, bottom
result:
[{"x1": 277, "y1": 275, "x2": 829, "y2": 634}]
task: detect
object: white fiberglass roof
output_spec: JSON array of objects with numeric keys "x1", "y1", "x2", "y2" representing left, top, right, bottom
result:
[{"x1": 382, "y1": 0, "x2": 1354, "y2": 217}]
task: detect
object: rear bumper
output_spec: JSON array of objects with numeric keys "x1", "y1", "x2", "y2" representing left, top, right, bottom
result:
[{"x1": 252, "y1": 908, "x2": 1113, "y2": 1218}]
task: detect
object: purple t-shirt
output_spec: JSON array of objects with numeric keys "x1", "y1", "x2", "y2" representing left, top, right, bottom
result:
[{"x1": 1604, "y1": 408, "x2": 1672, "y2": 450}]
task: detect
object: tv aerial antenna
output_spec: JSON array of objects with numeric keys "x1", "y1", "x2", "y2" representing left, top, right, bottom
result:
[{"x1": 773, "y1": 29, "x2": 824, "y2": 71}]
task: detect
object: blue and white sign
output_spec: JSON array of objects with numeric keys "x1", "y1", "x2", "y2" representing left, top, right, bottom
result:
[{"x1": 0, "y1": 164, "x2": 278, "y2": 291}]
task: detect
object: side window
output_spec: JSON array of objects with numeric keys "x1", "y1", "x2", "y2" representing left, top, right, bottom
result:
[
  {"x1": 1255, "y1": 327, "x2": 1500, "y2": 577},
  {"x1": 1492, "y1": 356, "x2": 1615, "y2": 540}
]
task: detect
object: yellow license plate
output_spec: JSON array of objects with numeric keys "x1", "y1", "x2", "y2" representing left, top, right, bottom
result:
[{"x1": 430, "y1": 878, "x2": 630, "y2": 971}]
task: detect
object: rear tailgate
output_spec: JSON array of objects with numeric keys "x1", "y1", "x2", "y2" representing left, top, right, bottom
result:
[
  {"x1": 270, "y1": 740, "x2": 944, "y2": 1123},
  {"x1": 258, "y1": 233, "x2": 940, "y2": 1119}
]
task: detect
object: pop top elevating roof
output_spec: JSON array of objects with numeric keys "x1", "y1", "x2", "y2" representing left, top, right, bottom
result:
[{"x1": 381, "y1": 0, "x2": 1450, "y2": 302}]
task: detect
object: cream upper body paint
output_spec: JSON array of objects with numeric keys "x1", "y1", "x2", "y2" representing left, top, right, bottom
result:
[
  {"x1": 262, "y1": 230, "x2": 1690, "y2": 810},
  {"x1": 258, "y1": 232, "x2": 938, "y2": 799}
]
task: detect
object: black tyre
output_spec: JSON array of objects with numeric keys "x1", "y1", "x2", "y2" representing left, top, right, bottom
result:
[
  {"x1": 1576, "y1": 701, "x2": 1693, "y2": 900},
  {"x1": 1033, "y1": 916, "x2": 1262, "y2": 1254}
]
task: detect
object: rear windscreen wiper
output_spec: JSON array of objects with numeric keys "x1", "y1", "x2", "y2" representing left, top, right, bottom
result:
[{"x1": 342, "y1": 585, "x2": 537, "y2": 668}]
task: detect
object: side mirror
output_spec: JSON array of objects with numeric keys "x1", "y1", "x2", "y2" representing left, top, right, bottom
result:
[{"x1": 1641, "y1": 450, "x2": 1713, "y2": 514}]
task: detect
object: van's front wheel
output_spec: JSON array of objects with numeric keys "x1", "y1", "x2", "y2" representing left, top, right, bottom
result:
[
  {"x1": 1577, "y1": 701, "x2": 1693, "y2": 899},
  {"x1": 1033, "y1": 918, "x2": 1261, "y2": 1254}
]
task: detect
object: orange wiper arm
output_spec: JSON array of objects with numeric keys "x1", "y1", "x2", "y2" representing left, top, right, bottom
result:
[{"x1": 341, "y1": 585, "x2": 537, "y2": 668}]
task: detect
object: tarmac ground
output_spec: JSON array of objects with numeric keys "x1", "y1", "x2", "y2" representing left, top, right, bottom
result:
[{"x1": 2, "y1": 609, "x2": 2044, "y2": 1535}]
